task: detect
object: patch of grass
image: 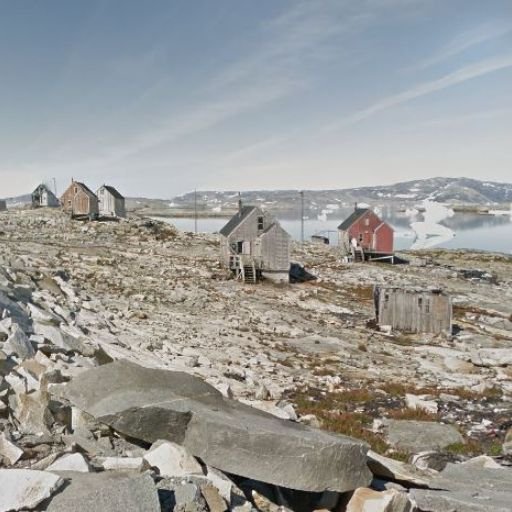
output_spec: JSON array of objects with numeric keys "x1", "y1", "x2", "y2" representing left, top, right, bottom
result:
[
  {"x1": 453, "y1": 304, "x2": 501, "y2": 320},
  {"x1": 387, "y1": 407, "x2": 440, "y2": 421},
  {"x1": 293, "y1": 389, "x2": 389, "y2": 455},
  {"x1": 453, "y1": 386, "x2": 503, "y2": 401},
  {"x1": 358, "y1": 342, "x2": 368, "y2": 352},
  {"x1": 389, "y1": 334, "x2": 415, "y2": 346},
  {"x1": 378, "y1": 382, "x2": 439, "y2": 398},
  {"x1": 344, "y1": 285, "x2": 374, "y2": 302}
]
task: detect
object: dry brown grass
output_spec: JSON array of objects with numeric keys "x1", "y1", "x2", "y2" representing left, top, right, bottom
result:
[{"x1": 387, "y1": 407, "x2": 440, "y2": 421}]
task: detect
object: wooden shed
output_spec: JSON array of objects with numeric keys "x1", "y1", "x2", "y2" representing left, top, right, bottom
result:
[
  {"x1": 32, "y1": 184, "x2": 60, "y2": 208},
  {"x1": 97, "y1": 185, "x2": 126, "y2": 218},
  {"x1": 338, "y1": 207, "x2": 394, "y2": 261},
  {"x1": 374, "y1": 286, "x2": 452, "y2": 335},
  {"x1": 220, "y1": 202, "x2": 291, "y2": 283},
  {"x1": 60, "y1": 180, "x2": 99, "y2": 219}
]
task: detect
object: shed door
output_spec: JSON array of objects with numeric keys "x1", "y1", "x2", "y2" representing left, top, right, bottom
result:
[
  {"x1": 363, "y1": 231, "x2": 372, "y2": 247},
  {"x1": 242, "y1": 241, "x2": 251, "y2": 255}
]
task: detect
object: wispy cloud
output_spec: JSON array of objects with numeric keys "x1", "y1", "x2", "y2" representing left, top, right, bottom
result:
[
  {"x1": 326, "y1": 54, "x2": 512, "y2": 130},
  {"x1": 414, "y1": 22, "x2": 512, "y2": 70}
]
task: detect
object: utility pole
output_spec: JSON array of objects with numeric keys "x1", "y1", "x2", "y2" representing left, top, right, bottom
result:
[
  {"x1": 194, "y1": 189, "x2": 198, "y2": 234},
  {"x1": 300, "y1": 190, "x2": 305, "y2": 244},
  {"x1": 53, "y1": 177, "x2": 57, "y2": 197}
]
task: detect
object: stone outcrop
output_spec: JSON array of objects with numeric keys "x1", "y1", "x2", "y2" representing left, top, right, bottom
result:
[
  {"x1": 382, "y1": 420, "x2": 464, "y2": 453},
  {"x1": 59, "y1": 360, "x2": 372, "y2": 493},
  {"x1": 410, "y1": 463, "x2": 512, "y2": 512}
]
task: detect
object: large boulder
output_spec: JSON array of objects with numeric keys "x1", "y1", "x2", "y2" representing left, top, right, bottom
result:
[
  {"x1": 382, "y1": 420, "x2": 464, "y2": 453},
  {"x1": 58, "y1": 360, "x2": 372, "y2": 492},
  {"x1": 410, "y1": 463, "x2": 512, "y2": 511}
]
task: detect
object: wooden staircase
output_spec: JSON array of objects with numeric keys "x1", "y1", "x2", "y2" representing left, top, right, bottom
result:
[
  {"x1": 351, "y1": 246, "x2": 365, "y2": 262},
  {"x1": 242, "y1": 263, "x2": 257, "y2": 284},
  {"x1": 230, "y1": 254, "x2": 258, "y2": 283}
]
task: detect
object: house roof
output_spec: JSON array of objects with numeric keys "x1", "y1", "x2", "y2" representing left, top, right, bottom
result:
[
  {"x1": 337, "y1": 208, "x2": 369, "y2": 231},
  {"x1": 33, "y1": 183, "x2": 51, "y2": 193},
  {"x1": 219, "y1": 206, "x2": 257, "y2": 236},
  {"x1": 73, "y1": 182, "x2": 97, "y2": 198},
  {"x1": 100, "y1": 185, "x2": 124, "y2": 200}
]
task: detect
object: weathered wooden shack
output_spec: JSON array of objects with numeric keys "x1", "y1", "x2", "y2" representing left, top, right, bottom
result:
[
  {"x1": 0, "y1": 199, "x2": 6, "y2": 212},
  {"x1": 97, "y1": 185, "x2": 126, "y2": 218},
  {"x1": 374, "y1": 286, "x2": 452, "y2": 335},
  {"x1": 220, "y1": 203, "x2": 291, "y2": 283},
  {"x1": 339, "y1": 206, "x2": 394, "y2": 261},
  {"x1": 60, "y1": 180, "x2": 99, "y2": 219},
  {"x1": 32, "y1": 184, "x2": 60, "y2": 208}
]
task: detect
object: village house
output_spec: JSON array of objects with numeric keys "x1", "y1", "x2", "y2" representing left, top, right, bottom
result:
[
  {"x1": 374, "y1": 286, "x2": 452, "y2": 335},
  {"x1": 60, "y1": 180, "x2": 99, "y2": 219},
  {"x1": 338, "y1": 206, "x2": 394, "y2": 261},
  {"x1": 220, "y1": 202, "x2": 291, "y2": 283},
  {"x1": 97, "y1": 185, "x2": 126, "y2": 218},
  {"x1": 0, "y1": 199, "x2": 6, "y2": 212},
  {"x1": 31, "y1": 184, "x2": 60, "y2": 208}
]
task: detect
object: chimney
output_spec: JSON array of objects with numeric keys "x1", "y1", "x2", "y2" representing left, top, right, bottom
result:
[
  {"x1": 354, "y1": 202, "x2": 358, "y2": 211},
  {"x1": 238, "y1": 192, "x2": 242, "y2": 216}
]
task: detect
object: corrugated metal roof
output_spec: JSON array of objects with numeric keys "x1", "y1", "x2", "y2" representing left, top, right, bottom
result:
[
  {"x1": 337, "y1": 208, "x2": 369, "y2": 230},
  {"x1": 219, "y1": 206, "x2": 257, "y2": 236}
]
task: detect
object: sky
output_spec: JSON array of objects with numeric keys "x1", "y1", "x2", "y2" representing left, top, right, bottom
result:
[{"x1": 0, "y1": 0, "x2": 511, "y2": 198}]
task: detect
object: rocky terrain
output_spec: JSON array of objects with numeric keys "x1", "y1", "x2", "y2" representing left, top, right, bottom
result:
[{"x1": 1, "y1": 208, "x2": 512, "y2": 511}]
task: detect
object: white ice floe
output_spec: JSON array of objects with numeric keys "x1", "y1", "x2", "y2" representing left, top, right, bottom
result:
[{"x1": 410, "y1": 200, "x2": 455, "y2": 250}]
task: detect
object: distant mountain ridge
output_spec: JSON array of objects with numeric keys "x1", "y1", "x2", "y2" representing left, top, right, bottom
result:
[
  {"x1": 4, "y1": 177, "x2": 512, "y2": 211},
  {"x1": 169, "y1": 177, "x2": 512, "y2": 211}
]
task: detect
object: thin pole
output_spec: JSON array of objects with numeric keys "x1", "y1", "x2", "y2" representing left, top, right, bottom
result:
[
  {"x1": 53, "y1": 177, "x2": 57, "y2": 196},
  {"x1": 300, "y1": 190, "x2": 305, "y2": 244},
  {"x1": 194, "y1": 189, "x2": 198, "y2": 234}
]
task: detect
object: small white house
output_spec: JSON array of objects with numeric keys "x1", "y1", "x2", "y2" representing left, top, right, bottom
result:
[{"x1": 96, "y1": 185, "x2": 126, "y2": 218}]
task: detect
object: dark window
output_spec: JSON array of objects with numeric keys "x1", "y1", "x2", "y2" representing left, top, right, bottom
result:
[
  {"x1": 237, "y1": 241, "x2": 244, "y2": 253},
  {"x1": 425, "y1": 299, "x2": 430, "y2": 313},
  {"x1": 418, "y1": 297, "x2": 423, "y2": 308},
  {"x1": 257, "y1": 216, "x2": 264, "y2": 230},
  {"x1": 383, "y1": 294, "x2": 389, "y2": 308}
]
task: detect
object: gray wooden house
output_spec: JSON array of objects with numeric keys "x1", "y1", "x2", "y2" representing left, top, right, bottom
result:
[
  {"x1": 32, "y1": 184, "x2": 60, "y2": 208},
  {"x1": 97, "y1": 185, "x2": 126, "y2": 218},
  {"x1": 0, "y1": 199, "x2": 6, "y2": 212},
  {"x1": 220, "y1": 203, "x2": 291, "y2": 283},
  {"x1": 374, "y1": 286, "x2": 452, "y2": 335}
]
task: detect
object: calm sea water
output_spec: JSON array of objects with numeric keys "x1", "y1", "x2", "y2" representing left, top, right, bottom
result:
[{"x1": 154, "y1": 210, "x2": 512, "y2": 254}]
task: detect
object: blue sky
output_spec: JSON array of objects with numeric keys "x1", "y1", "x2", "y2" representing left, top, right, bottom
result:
[{"x1": 1, "y1": 0, "x2": 511, "y2": 198}]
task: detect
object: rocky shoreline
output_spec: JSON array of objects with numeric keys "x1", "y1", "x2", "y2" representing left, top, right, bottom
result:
[{"x1": 1, "y1": 208, "x2": 512, "y2": 511}]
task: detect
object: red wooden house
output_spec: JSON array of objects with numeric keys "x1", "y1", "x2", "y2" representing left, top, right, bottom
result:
[{"x1": 338, "y1": 207, "x2": 394, "y2": 258}]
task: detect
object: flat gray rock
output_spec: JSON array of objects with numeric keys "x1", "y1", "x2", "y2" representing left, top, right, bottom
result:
[
  {"x1": 411, "y1": 463, "x2": 512, "y2": 512},
  {"x1": 45, "y1": 471, "x2": 160, "y2": 512},
  {"x1": 4, "y1": 324, "x2": 35, "y2": 360},
  {"x1": 383, "y1": 420, "x2": 464, "y2": 453},
  {"x1": 0, "y1": 469, "x2": 63, "y2": 512},
  {"x1": 59, "y1": 360, "x2": 372, "y2": 492}
]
